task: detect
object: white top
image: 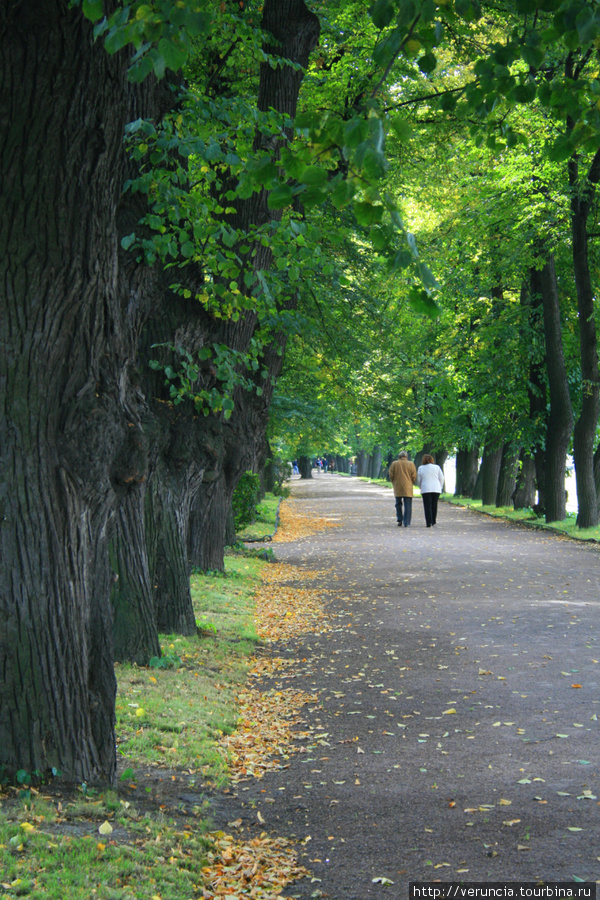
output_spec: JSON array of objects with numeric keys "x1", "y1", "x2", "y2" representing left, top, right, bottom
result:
[{"x1": 417, "y1": 463, "x2": 445, "y2": 494}]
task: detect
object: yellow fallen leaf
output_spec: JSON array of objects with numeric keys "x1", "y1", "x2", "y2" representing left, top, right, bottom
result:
[
  {"x1": 503, "y1": 819, "x2": 521, "y2": 827},
  {"x1": 442, "y1": 708, "x2": 457, "y2": 715},
  {"x1": 517, "y1": 845, "x2": 531, "y2": 851},
  {"x1": 99, "y1": 821, "x2": 113, "y2": 835},
  {"x1": 499, "y1": 799, "x2": 512, "y2": 806},
  {"x1": 19, "y1": 823, "x2": 35, "y2": 833},
  {"x1": 135, "y1": 707, "x2": 145, "y2": 717},
  {"x1": 97, "y1": 842, "x2": 106, "y2": 851}
]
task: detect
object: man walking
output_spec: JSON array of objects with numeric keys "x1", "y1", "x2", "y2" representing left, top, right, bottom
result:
[{"x1": 388, "y1": 451, "x2": 417, "y2": 527}]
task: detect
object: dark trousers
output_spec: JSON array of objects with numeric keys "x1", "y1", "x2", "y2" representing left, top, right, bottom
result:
[
  {"x1": 422, "y1": 492, "x2": 439, "y2": 527},
  {"x1": 395, "y1": 496, "x2": 413, "y2": 527}
]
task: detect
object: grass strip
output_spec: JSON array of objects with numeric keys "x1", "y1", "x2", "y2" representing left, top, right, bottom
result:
[
  {"x1": 0, "y1": 554, "x2": 267, "y2": 899},
  {"x1": 444, "y1": 494, "x2": 600, "y2": 542},
  {"x1": 236, "y1": 493, "x2": 282, "y2": 542}
]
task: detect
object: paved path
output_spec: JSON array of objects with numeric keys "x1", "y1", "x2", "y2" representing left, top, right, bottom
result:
[{"x1": 223, "y1": 476, "x2": 600, "y2": 899}]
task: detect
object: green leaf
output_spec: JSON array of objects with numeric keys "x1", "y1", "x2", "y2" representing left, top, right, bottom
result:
[
  {"x1": 370, "y1": 0, "x2": 395, "y2": 29},
  {"x1": 418, "y1": 52, "x2": 437, "y2": 74},
  {"x1": 354, "y1": 201, "x2": 384, "y2": 226},
  {"x1": 408, "y1": 286, "x2": 441, "y2": 318},
  {"x1": 158, "y1": 37, "x2": 188, "y2": 73},
  {"x1": 390, "y1": 117, "x2": 413, "y2": 142},
  {"x1": 82, "y1": 0, "x2": 104, "y2": 21},
  {"x1": 121, "y1": 233, "x2": 136, "y2": 251},
  {"x1": 298, "y1": 165, "x2": 329, "y2": 186}
]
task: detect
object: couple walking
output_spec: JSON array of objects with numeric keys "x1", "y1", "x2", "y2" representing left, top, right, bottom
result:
[{"x1": 388, "y1": 451, "x2": 445, "y2": 528}]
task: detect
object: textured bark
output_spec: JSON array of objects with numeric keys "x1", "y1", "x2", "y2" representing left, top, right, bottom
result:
[
  {"x1": 496, "y1": 444, "x2": 520, "y2": 507},
  {"x1": 512, "y1": 452, "x2": 537, "y2": 510},
  {"x1": 480, "y1": 443, "x2": 503, "y2": 506},
  {"x1": 299, "y1": 456, "x2": 313, "y2": 478},
  {"x1": 472, "y1": 465, "x2": 483, "y2": 500},
  {"x1": 371, "y1": 445, "x2": 383, "y2": 479},
  {"x1": 183, "y1": 0, "x2": 320, "y2": 566},
  {"x1": 521, "y1": 277, "x2": 547, "y2": 510},
  {"x1": 0, "y1": 3, "x2": 144, "y2": 782},
  {"x1": 570, "y1": 189, "x2": 600, "y2": 526},
  {"x1": 455, "y1": 449, "x2": 479, "y2": 497},
  {"x1": 110, "y1": 493, "x2": 160, "y2": 665},
  {"x1": 534, "y1": 260, "x2": 573, "y2": 523},
  {"x1": 356, "y1": 450, "x2": 368, "y2": 477},
  {"x1": 189, "y1": 469, "x2": 226, "y2": 572}
]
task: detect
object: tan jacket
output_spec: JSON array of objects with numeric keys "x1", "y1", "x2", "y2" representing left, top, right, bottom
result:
[{"x1": 389, "y1": 458, "x2": 417, "y2": 497}]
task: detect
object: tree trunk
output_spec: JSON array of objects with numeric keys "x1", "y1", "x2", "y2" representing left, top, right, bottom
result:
[
  {"x1": 356, "y1": 450, "x2": 368, "y2": 477},
  {"x1": 521, "y1": 277, "x2": 547, "y2": 512},
  {"x1": 480, "y1": 443, "x2": 503, "y2": 506},
  {"x1": 145, "y1": 419, "x2": 204, "y2": 636},
  {"x1": 571, "y1": 200, "x2": 600, "y2": 526},
  {"x1": 299, "y1": 456, "x2": 313, "y2": 478},
  {"x1": 535, "y1": 260, "x2": 573, "y2": 523},
  {"x1": 455, "y1": 448, "x2": 479, "y2": 497},
  {"x1": 110, "y1": 491, "x2": 160, "y2": 665},
  {"x1": 496, "y1": 444, "x2": 520, "y2": 507},
  {"x1": 371, "y1": 445, "x2": 383, "y2": 479},
  {"x1": 0, "y1": 4, "x2": 153, "y2": 783},
  {"x1": 512, "y1": 452, "x2": 536, "y2": 509},
  {"x1": 472, "y1": 465, "x2": 483, "y2": 500},
  {"x1": 189, "y1": 470, "x2": 227, "y2": 572}
]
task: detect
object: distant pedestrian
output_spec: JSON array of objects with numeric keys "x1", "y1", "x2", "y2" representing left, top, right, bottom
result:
[
  {"x1": 388, "y1": 451, "x2": 417, "y2": 527},
  {"x1": 416, "y1": 454, "x2": 445, "y2": 527}
]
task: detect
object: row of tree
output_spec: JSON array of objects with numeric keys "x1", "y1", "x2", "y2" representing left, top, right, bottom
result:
[
  {"x1": 270, "y1": 0, "x2": 600, "y2": 531},
  {"x1": 3, "y1": 0, "x2": 600, "y2": 784}
]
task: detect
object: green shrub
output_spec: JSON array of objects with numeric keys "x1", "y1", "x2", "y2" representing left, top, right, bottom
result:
[{"x1": 232, "y1": 471, "x2": 261, "y2": 532}]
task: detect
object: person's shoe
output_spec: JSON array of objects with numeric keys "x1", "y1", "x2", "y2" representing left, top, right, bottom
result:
[{"x1": 397, "y1": 521, "x2": 402, "y2": 526}]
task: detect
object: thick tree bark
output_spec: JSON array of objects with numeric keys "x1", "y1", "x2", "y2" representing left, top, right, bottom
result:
[
  {"x1": 534, "y1": 260, "x2": 573, "y2": 523},
  {"x1": 110, "y1": 493, "x2": 160, "y2": 665},
  {"x1": 571, "y1": 208, "x2": 600, "y2": 525},
  {"x1": 370, "y1": 445, "x2": 383, "y2": 479},
  {"x1": 480, "y1": 442, "x2": 503, "y2": 506},
  {"x1": 520, "y1": 276, "x2": 547, "y2": 512},
  {"x1": 512, "y1": 452, "x2": 537, "y2": 509},
  {"x1": 567, "y1": 94, "x2": 600, "y2": 527},
  {"x1": 0, "y1": 3, "x2": 149, "y2": 782},
  {"x1": 496, "y1": 444, "x2": 520, "y2": 507},
  {"x1": 356, "y1": 450, "x2": 368, "y2": 477},
  {"x1": 455, "y1": 448, "x2": 479, "y2": 497},
  {"x1": 472, "y1": 465, "x2": 483, "y2": 500},
  {"x1": 183, "y1": 0, "x2": 320, "y2": 566},
  {"x1": 299, "y1": 456, "x2": 313, "y2": 478}
]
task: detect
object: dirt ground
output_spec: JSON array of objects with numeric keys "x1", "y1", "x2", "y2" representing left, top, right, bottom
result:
[{"x1": 208, "y1": 474, "x2": 600, "y2": 899}]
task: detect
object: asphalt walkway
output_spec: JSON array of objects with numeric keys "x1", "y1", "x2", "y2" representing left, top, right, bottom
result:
[{"x1": 223, "y1": 475, "x2": 600, "y2": 899}]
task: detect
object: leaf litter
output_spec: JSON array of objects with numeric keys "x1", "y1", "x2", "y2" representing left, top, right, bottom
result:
[{"x1": 202, "y1": 505, "x2": 336, "y2": 896}]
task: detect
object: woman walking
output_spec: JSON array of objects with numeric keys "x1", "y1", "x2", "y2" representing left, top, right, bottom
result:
[{"x1": 416, "y1": 454, "x2": 445, "y2": 527}]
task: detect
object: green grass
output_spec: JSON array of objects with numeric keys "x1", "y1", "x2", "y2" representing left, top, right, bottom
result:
[
  {"x1": 0, "y1": 799, "x2": 212, "y2": 900},
  {"x1": 116, "y1": 555, "x2": 265, "y2": 782},
  {"x1": 236, "y1": 492, "x2": 281, "y2": 541},
  {"x1": 0, "y1": 554, "x2": 267, "y2": 899},
  {"x1": 445, "y1": 494, "x2": 600, "y2": 542}
]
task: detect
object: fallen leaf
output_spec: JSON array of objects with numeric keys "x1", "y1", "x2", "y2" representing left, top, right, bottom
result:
[
  {"x1": 499, "y1": 799, "x2": 512, "y2": 806},
  {"x1": 372, "y1": 876, "x2": 395, "y2": 885},
  {"x1": 99, "y1": 821, "x2": 113, "y2": 835},
  {"x1": 442, "y1": 708, "x2": 457, "y2": 715}
]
